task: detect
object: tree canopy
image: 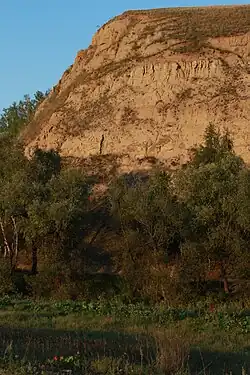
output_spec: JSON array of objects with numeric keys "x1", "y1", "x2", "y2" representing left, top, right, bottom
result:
[{"x1": 0, "y1": 90, "x2": 49, "y2": 136}]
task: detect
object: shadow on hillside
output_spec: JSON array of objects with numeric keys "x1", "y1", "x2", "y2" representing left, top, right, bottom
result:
[
  {"x1": 63, "y1": 154, "x2": 161, "y2": 183},
  {"x1": 0, "y1": 327, "x2": 249, "y2": 374}
]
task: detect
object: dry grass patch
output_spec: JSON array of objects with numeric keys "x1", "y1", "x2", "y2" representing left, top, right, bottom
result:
[
  {"x1": 122, "y1": 6, "x2": 250, "y2": 54},
  {"x1": 153, "y1": 329, "x2": 190, "y2": 374}
]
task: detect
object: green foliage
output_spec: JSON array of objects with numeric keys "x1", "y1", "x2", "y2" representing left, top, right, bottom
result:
[
  {"x1": 0, "y1": 259, "x2": 13, "y2": 295},
  {"x1": 0, "y1": 137, "x2": 91, "y2": 294},
  {"x1": 0, "y1": 90, "x2": 49, "y2": 137},
  {"x1": 107, "y1": 124, "x2": 250, "y2": 301},
  {"x1": 0, "y1": 297, "x2": 249, "y2": 333},
  {"x1": 190, "y1": 123, "x2": 234, "y2": 166},
  {"x1": 176, "y1": 124, "x2": 250, "y2": 292},
  {"x1": 27, "y1": 148, "x2": 61, "y2": 183},
  {"x1": 109, "y1": 172, "x2": 183, "y2": 302},
  {"x1": 0, "y1": 135, "x2": 26, "y2": 179}
]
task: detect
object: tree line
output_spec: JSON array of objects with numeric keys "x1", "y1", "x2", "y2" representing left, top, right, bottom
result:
[{"x1": 0, "y1": 93, "x2": 249, "y2": 303}]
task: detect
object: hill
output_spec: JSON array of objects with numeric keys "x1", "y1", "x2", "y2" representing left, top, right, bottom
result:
[{"x1": 22, "y1": 5, "x2": 250, "y2": 176}]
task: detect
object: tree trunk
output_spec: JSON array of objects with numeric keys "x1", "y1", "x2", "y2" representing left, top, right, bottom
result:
[
  {"x1": 222, "y1": 276, "x2": 230, "y2": 294},
  {"x1": 11, "y1": 216, "x2": 18, "y2": 271},
  {"x1": 221, "y1": 263, "x2": 230, "y2": 294},
  {"x1": 0, "y1": 217, "x2": 17, "y2": 273},
  {"x1": 31, "y1": 244, "x2": 38, "y2": 274}
]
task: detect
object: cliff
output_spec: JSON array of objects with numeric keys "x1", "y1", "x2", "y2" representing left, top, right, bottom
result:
[{"x1": 22, "y1": 5, "x2": 250, "y2": 175}]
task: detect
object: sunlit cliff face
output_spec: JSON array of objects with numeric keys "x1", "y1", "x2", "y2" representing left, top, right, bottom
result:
[{"x1": 23, "y1": 5, "x2": 250, "y2": 174}]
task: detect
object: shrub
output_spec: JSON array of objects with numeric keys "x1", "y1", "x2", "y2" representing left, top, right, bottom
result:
[
  {"x1": 0, "y1": 259, "x2": 13, "y2": 296},
  {"x1": 26, "y1": 261, "x2": 72, "y2": 299}
]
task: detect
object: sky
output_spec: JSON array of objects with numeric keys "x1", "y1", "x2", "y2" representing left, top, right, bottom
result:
[{"x1": 0, "y1": 0, "x2": 249, "y2": 111}]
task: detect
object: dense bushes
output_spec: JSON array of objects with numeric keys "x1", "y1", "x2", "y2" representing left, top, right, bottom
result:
[
  {"x1": 0, "y1": 260, "x2": 12, "y2": 296},
  {"x1": 108, "y1": 124, "x2": 250, "y2": 302},
  {"x1": 0, "y1": 106, "x2": 249, "y2": 304}
]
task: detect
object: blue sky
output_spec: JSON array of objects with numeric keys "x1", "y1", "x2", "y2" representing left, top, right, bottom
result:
[{"x1": 0, "y1": 0, "x2": 249, "y2": 111}]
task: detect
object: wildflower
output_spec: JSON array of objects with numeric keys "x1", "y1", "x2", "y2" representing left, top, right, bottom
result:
[
  {"x1": 105, "y1": 316, "x2": 112, "y2": 323},
  {"x1": 209, "y1": 303, "x2": 215, "y2": 313},
  {"x1": 53, "y1": 356, "x2": 58, "y2": 361},
  {"x1": 60, "y1": 356, "x2": 64, "y2": 360}
]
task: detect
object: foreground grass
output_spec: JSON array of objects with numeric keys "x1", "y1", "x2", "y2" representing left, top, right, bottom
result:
[{"x1": 0, "y1": 298, "x2": 249, "y2": 374}]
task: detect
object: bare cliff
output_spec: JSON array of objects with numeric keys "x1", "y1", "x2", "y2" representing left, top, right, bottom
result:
[{"x1": 23, "y1": 5, "x2": 250, "y2": 175}]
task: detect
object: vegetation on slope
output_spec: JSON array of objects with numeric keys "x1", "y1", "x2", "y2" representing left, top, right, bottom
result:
[
  {"x1": 0, "y1": 91, "x2": 49, "y2": 137},
  {"x1": 113, "y1": 5, "x2": 250, "y2": 53}
]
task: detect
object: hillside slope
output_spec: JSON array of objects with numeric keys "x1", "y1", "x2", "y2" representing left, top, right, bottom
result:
[{"x1": 23, "y1": 5, "x2": 250, "y2": 174}]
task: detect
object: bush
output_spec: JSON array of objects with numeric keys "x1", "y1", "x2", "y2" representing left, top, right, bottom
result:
[
  {"x1": 0, "y1": 259, "x2": 13, "y2": 296},
  {"x1": 26, "y1": 261, "x2": 72, "y2": 299}
]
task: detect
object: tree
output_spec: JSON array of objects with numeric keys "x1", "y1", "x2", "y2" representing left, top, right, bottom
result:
[
  {"x1": 27, "y1": 148, "x2": 61, "y2": 183},
  {"x1": 109, "y1": 172, "x2": 183, "y2": 301},
  {"x1": 176, "y1": 124, "x2": 249, "y2": 294},
  {"x1": 21, "y1": 166, "x2": 91, "y2": 298},
  {"x1": 0, "y1": 141, "x2": 91, "y2": 280},
  {"x1": 32, "y1": 168, "x2": 90, "y2": 263},
  {"x1": 0, "y1": 90, "x2": 49, "y2": 136},
  {"x1": 0, "y1": 135, "x2": 27, "y2": 271},
  {"x1": 19, "y1": 149, "x2": 62, "y2": 274},
  {"x1": 190, "y1": 123, "x2": 233, "y2": 167}
]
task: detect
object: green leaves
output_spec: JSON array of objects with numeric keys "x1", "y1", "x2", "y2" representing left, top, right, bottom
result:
[
  {"x1": 0, "y1": 140, "x2": 91, "y2": 279},
  {"x1": 111, "y1": 171, "x2": 181, "y2": 258},
  {"x1": 191, "y1": 123, "x2": 235, "y2": 167},
  {"x1": 27, "y1": 149, "x2": 61, "y2": 184},
  {"x1": 0, "y1": 90, "x2": 49, "y2": 137},
  {"x1": 108, "y1": 125, "x2": 250, "y2": 299},
  {"x1": 177, "y1": 125, "x2": 250, "y2": 290}
]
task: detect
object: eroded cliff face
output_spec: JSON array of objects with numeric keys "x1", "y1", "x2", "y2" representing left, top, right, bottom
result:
[{"x1": 23, "y1": 5, "x2": 250, "y2": 174}]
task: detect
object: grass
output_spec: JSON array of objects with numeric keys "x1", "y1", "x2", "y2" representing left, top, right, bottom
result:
[
  {"x1": 123, "y1": 6, "x2": 250, "y2": 41},
  {"x1": 0, "y1": 298, "x2": 249, "y2": 374}
]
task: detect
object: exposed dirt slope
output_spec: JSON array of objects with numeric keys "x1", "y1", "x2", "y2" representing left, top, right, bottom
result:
[{"x1": 23, "y1": 5, "x2": 250, "y2": 173}]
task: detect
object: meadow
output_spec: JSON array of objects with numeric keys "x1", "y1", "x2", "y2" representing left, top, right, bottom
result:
[{"x1": 0, "y1": 297, "x2": 249, "y2": 374}]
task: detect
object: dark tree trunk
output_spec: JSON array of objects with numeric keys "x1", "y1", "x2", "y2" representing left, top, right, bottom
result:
[
  {"x1": 221, "y1": 264, "x2": 230, "y2": 294},
  {"x1": 10, "y1": 254, "x2": 15, "y2": 275},
  {"x1": 31, "y1": 244, "x2": 38, "y2": 274},
  {"x1": 222, "y1": 277, "x2": 230, "y2": 294}
]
